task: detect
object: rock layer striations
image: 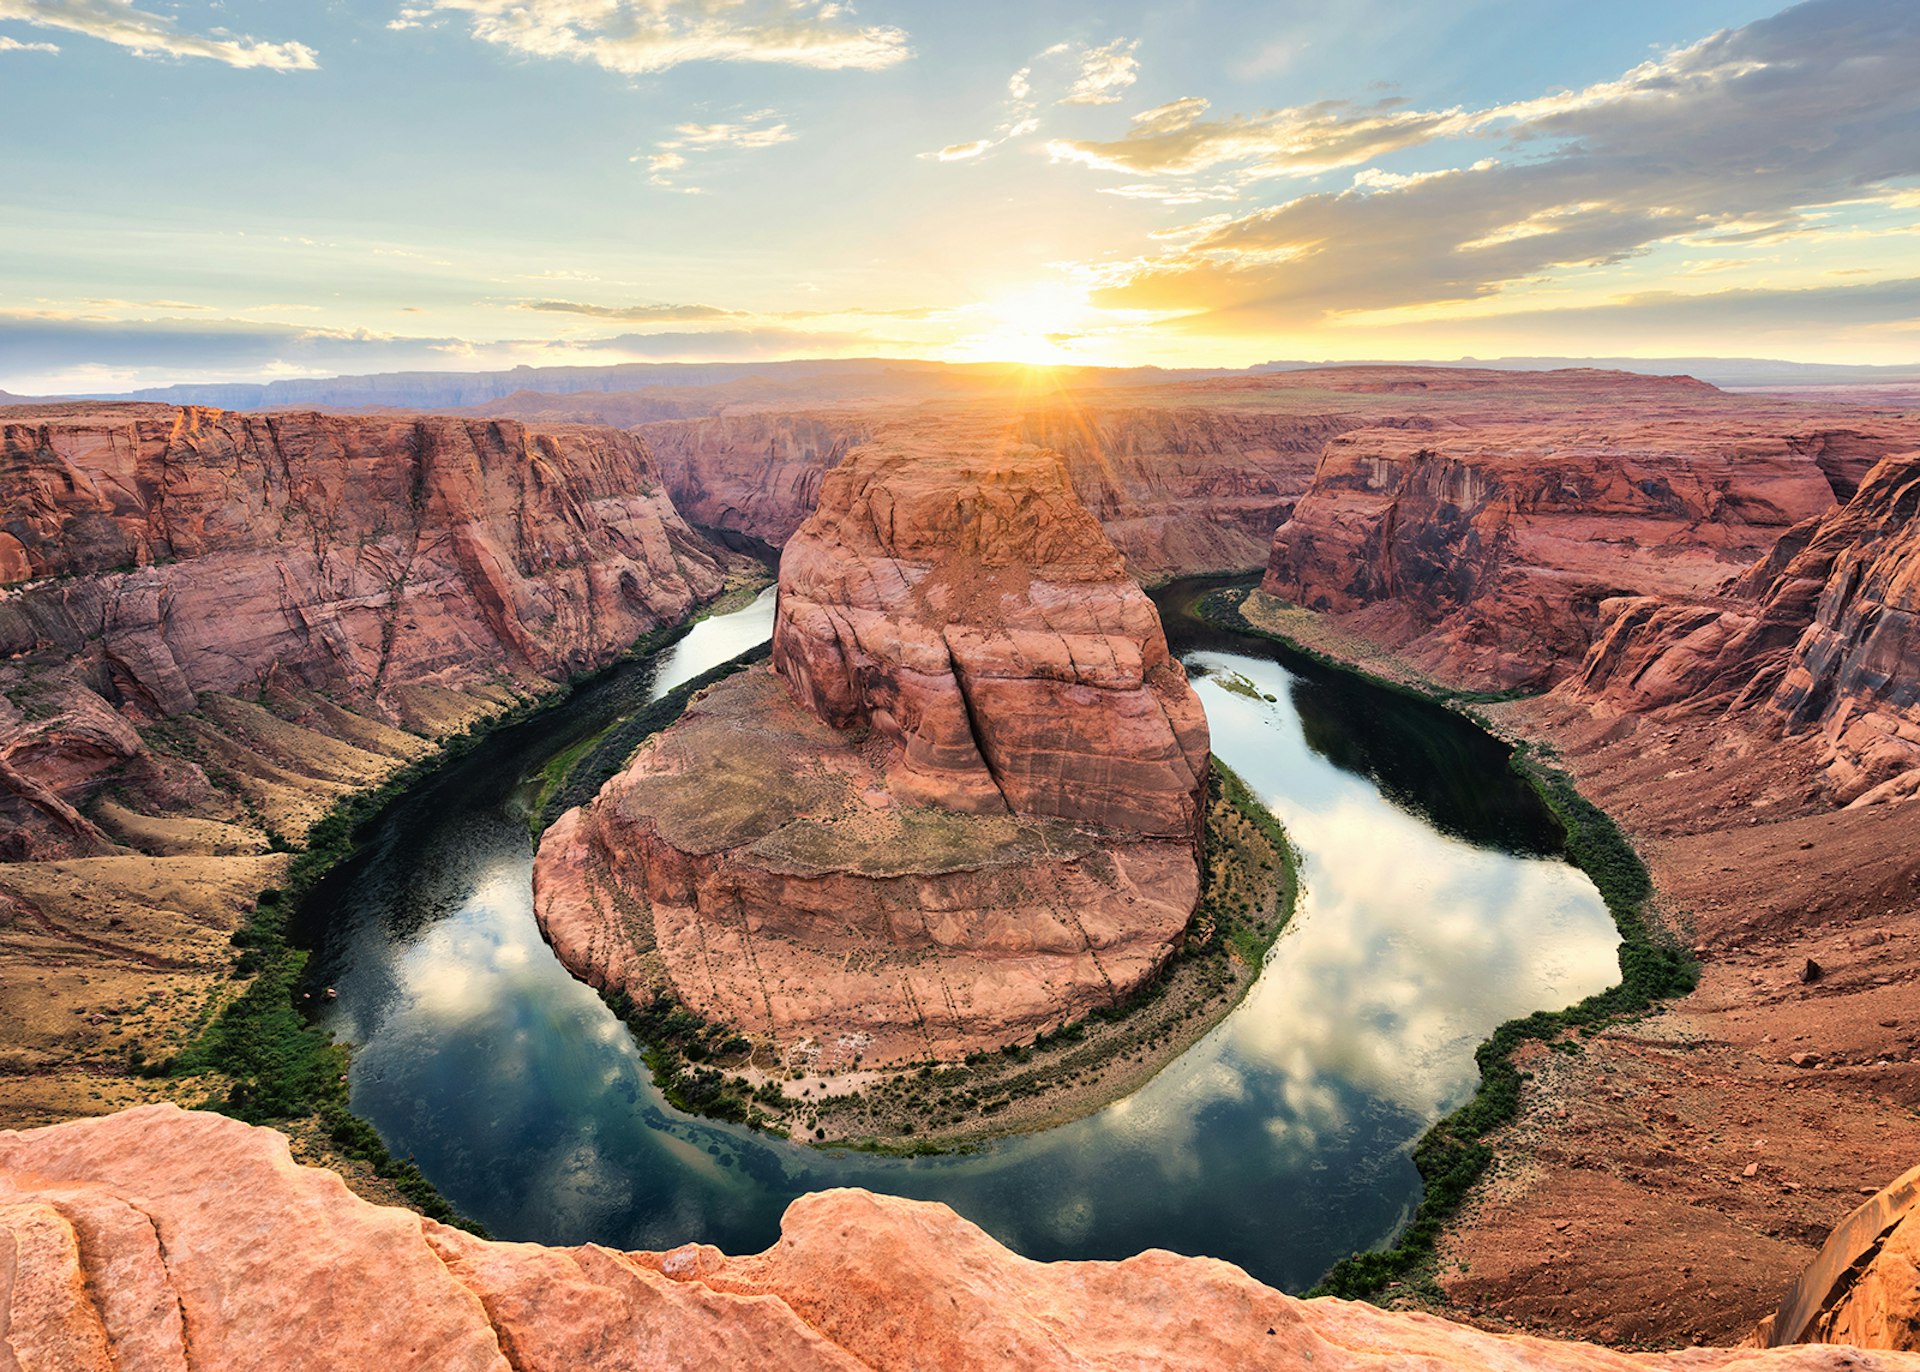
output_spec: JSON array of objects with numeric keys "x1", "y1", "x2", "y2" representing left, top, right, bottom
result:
[
  {"x1": 0, "y1": 405, "x2": 726, "y2": 855},
  {"x1": 1573, "y1": 451, "x2": 1920, "y2": 803},
  {"x1": 534, "y1": 439, "x2": 1209, "y2": 1063},
  {"x1": 1262, "y1": 417, "x2": 1920, "y2": 690}
]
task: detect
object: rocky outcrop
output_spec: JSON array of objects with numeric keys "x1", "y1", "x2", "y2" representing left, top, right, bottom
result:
[
  {"x1": 1756, "y1": 1160, "x2": 1920, "y2": 1350},
  {"x1": 0, "y1": 405, "x2": 726, "y2": 855},
  {"x1": 1572, "y1": 452, "x2": 1920, "y2": 803},
  {"x1": 534, "y1": 439, "x2": 1208, "y2": 1062},
  {"x1": 1260, "y1": 422, "x2": 1901, "y2": 690},
  {"x1": 640, "y1": 405, "x2": 1353, "y2": 582},
  {"x1": 0, "y1": 1106, "x2": 1900, "y2": 1371},
  {"x1": 771, "y1": 442, "x2": 1209, "y2": 836}
]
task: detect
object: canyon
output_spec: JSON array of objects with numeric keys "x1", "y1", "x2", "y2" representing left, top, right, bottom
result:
[
  {"x1": 4, "y1": 366, "x2": 1920, "y2": 1362},
  {"x1": 0, "y1": 404, "x2": 734, "y2": 1127},
  {"x1": 531, "y1": 437, "x2": 1211, "y2": 1065}
]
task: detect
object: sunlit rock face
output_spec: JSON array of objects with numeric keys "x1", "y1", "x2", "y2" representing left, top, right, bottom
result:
[
  {"x1": 1573, "y1": 451, "x2": 1920, "y2": 804},
  {"x1": 641, "y1": 404, "x2": 1351, "y2": 582},
  {"x1": 0, "y1": 1105, "x2": 1891, "y2": 1372},
  {"x1": 534, "y1": 440, "x2": 1209, "y2": 1063},
  {"x1": 1262, "y1": 416, "x2": 1920, "y2": 691},
  {"x1": 0, "y1": 404, "x2": 726, "y2": 857}
]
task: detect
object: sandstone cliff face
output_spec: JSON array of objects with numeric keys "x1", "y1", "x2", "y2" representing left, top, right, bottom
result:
[
  {"x1": 535, "y1": 440, "x2": 1208, "y2": 1062},
  {"x1": 1261, "y1": 422, "x2": 1889, "y2": 690},
  {"x1": 641, "y1": 412, "x2": 874, "y2": 549},
  {"x1": 1573, "y1": 452, "x2": 1920, "y2": 803},
  {"x1": 640, "y1": 405, "x2": 1354, "y2": 582},
  {"x1": 0, "y1": 1106, "x2": 1901, "y2": 1372},
  {"x1": 0, "y1": 405, "x2": 725, "y2": 855},
  {"x1": 771, "y1": 442, "x2": 1209, "y2": 837}
]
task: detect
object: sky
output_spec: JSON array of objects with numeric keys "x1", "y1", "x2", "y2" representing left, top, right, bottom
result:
[{"x1": 1, "y1": 0, "x2": 1917, "y2": 392}]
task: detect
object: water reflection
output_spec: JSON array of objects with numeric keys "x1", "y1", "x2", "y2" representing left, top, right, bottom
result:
[{"x1": 311, "y1": 587, "x2": 1619, "y2": 1292}]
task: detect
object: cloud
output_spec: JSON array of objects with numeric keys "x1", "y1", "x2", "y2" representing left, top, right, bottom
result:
[
  {"x1": 0, "y1": 33, "x2": 57, "y2": 52},
  {"x1": 931, "y1": 139, "x2": 992, "y2": 162},
  {"x1": 920, "y1": 36, "x2": 1138, "y2": 163},
  {"x1": 407, "y1": 0, "x2": 909, "y2": 76},
  {"x1": 635, "y1": 109, "x2": 796, "y2": 191},
  {"x1": 0, "y1": 0, "x2": 316, "y2": 69},
  {"x1": 1047, "y1": 94, "x2": 1463, "y2": 180},
  {"x1": 1059, "y1": 37, "x2": 1138, "y2": 106},
  {"x1": 520, "y1": 300, "x2": 746, "y2": 322},
  {"x1": 1077, "y1": 0, "x2": 1920, "y2": 330}
]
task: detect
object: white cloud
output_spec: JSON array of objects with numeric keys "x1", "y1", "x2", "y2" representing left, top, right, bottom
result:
[
  {"x1": 1067, "y1": 0, "x2": 1920, "y2": 333},
  {"x1": 0, "y1": 32, "x2": 58, "y2": 52},
  {"x1": 1059, "y1": 36, "x2": 1138, "y2": 106},
  {"x1": 0, "y1": 0, "x2": 316, "y2": 69},
  {"x1": 635, "y1": 108, "x2": 795, "y2": 192},
  {"x1": 921, "y1": 36, "x2": 1139, "y2": 164},
  {"x1": 411, "y1": 0, "x2": 909, "y2": 75}
]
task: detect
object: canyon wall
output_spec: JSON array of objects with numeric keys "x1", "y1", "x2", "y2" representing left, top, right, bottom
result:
[
  {"x1": 1573, "y1": 451, "x2": 1920, "y2": 803},
  {"x1": 0, "y1": 1105, "x2": 1903, "y2": 1371},
  {"x1": 0, "y1": 405, "x2": 726, "y2": 857},
  {"x1": 1262, "y1": 419, "x2": 1920, "y2": 690},
  {"x1": 639, "y1": 404, "x2": 1351, "y2": 582},
  {"x1": 534, "y1": 438, "x2": 1209, "y2": 1063}
]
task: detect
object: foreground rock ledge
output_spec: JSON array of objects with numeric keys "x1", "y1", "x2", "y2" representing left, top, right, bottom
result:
[{"x1": 0, "y1": 1107, "x2": 1900, "y2": 1371}]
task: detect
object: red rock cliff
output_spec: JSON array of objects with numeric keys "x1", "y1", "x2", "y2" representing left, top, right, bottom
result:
[
  {"x1": 1260, "y1": 419, "x2": 1916, "y2": 690},
  {"x1": 640, "y1": 404, "x2": 1353, "y2": 581},
  {"x1": 0, "y1": 405, "x2": 725, "y2": 853},
  {"x1": 1572, "y1": 451, "x2": 1920, "y2": 803},
  {"x1": 771, "y1": 441, "x2": 1209, "y2": 838}
]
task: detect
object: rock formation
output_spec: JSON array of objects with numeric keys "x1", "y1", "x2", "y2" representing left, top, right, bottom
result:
[
  {"x1": 641, "y1": 412, "x2": 875, "y2": 550},
  {"x1": 0, "y1": 405, "x2": 726, "y2": 855},
  {"x1": 534, "y1": 439, "x2": 1209, "y2": 1063},
  {"x1": 1262, "y1": 419, "x2": 1920, "y2": 690},
  {"x1": 0, "y1": 1106, "x2": 1901, "y2": 1371},
  {"x1": 1572, "y1": 451, "x2": 1920, "y2": 803},
  {"x1": 640, "y1": 404, "x2": 1352, "y2": 582}
]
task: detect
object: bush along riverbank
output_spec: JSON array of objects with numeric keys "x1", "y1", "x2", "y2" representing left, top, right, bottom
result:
[
  {"x1": 155, "y1": 603, "x2": 752, "y2": 1234},
  {"x1": 598, "y1": 758, "x2": 1302, "y2": 1154},
  {"x1": 1194, "y1": 585, "x2": 1699, "y2": 1303}
]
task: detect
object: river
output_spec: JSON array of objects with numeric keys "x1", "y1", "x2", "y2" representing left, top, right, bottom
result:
[{"x1": 304, "y1": 579, "x2": 1619, "y2": 1291}]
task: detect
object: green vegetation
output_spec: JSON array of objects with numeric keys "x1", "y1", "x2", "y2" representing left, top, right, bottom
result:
[
  {"x1": 1292, "y1": 705, "x2": 1695, "y2": 1303},
  {"x1": 157, "y1": 595, "x2": 766, "y2": 1235},
  {"x1": 530, "y1": 641, "x2": 773, "y2": 834},
  {"x1": 1195, "y1": 585, "x2": 1533, "y2": 707},
  {"x1": 1185, "y1": 580, "x2": 1696, "y2": 1303}
]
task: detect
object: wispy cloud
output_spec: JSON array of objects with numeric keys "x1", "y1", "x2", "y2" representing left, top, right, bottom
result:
[
  {"x1": 519, "y1": 300, "x2": 745, "y2": 322},
  {"x1": 400, "y1": 0, "x2": 909, "y2": 75},
  {"x1": 633, "y1": 109, "x2": 796, "y2": 192},
  {"x1": 0, "y1": 32, "x2": 57, "y2": 52},
  {"x1": 1059, "y1": 37, "x2": 1138, "y2": 106},
  {"x1": 1069, "y1": 0, "x2": 1920, "y2": 332},
  {"x1": 920, "y1": 36, "x2": 1136, "y2": 163},
  {"x1": 0, "y1": 0, "x2": 316, "y2": 69}
]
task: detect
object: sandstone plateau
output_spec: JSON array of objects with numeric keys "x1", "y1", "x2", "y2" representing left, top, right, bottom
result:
[
  {"x1": 2, "y1": 1105, "x2": 1913, "y2": 1372},
  {"x1": 533, "y1": 439, "x2": 1209, "y2": 1063}
]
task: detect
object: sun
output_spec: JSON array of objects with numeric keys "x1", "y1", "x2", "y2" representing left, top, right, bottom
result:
[{"x1": 946, "y1": 283, "x2": 1095, "y2": 367}]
